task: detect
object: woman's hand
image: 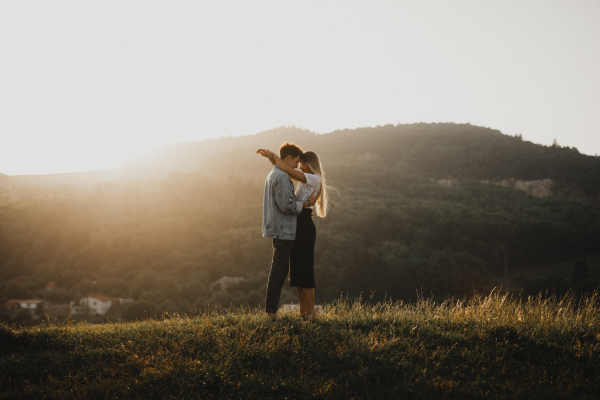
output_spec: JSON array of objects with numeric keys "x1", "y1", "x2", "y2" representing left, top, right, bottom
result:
[
  {"x1": 256, "y1": 149, "x2": 271, "y2": 158},
  {"x1": 256, "y1": 149, "x2": 276, "y2": 164}
]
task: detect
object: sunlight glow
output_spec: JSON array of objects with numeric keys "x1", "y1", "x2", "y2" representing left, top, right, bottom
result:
[{"x1": 1, "y1": 1, "x2": 599, "y2": 175}]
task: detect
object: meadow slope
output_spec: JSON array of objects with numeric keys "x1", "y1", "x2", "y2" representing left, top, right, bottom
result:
[{"x1": 1, "y1": 290, "x2": 599, "y2": 399}]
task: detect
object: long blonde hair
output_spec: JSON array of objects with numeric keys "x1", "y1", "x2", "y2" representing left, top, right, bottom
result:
[{"x1": 301, "y1": 151, "x2": 329, "y2": 218}]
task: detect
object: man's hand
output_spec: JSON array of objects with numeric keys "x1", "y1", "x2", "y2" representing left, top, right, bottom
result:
[{"x1": 308, "y1": 190, "x2": 319, "y2": 206}]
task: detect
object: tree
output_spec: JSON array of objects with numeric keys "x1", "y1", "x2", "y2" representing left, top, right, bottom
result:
[
  {"x1": 13, "y1": 309, "x2": 32, "y2": 324},
  {"x1": 122, "y1": 301, "x2": 157, "y2": 321},
  {"x1": 0, "y1": 306, "x2": 11, "y2": 323},
  {"x1": 77, "y1": 304, "x2": 93, "y2": 317},
  {"x1": 570, "y1": 258, "x2": 589, "y2": 285},
  {"x1": 157, "y1": 300, "x2": 178, "y2": 316}
]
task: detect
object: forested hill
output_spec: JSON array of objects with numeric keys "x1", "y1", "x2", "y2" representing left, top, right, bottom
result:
[
  {"x1": 135, "y1": 123, "x2": 600, "y2": 198},
  {"x1": 1, "y1": 124, "x2": 600, "y2": 323},
  {"x1": 7, "y1": 123, "x2": 600, "y2": 199}
]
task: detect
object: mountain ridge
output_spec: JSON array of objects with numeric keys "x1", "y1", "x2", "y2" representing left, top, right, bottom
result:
[{"x1": 5, "y1": 123, "x2": 600, "y2": 200}]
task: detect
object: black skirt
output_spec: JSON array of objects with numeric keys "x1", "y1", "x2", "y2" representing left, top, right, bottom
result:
[{"x1": 290, "y1": 208, "x2": 316, "y2": 288}]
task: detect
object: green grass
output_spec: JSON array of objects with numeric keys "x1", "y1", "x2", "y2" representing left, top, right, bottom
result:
[{"x1": 1, "y1": 290, "x2": 599, "y2": 399}]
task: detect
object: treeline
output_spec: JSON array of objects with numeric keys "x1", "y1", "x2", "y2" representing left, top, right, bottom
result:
[
  {"x1": 317, "y1": 123, "x2": 600, "y2": 198},
  {"x1": 1, "y1": 124, "x2": 600, "y2": 323},
  {"x1": 150, "y1": 123, "x2": 600, "y2": 198}
]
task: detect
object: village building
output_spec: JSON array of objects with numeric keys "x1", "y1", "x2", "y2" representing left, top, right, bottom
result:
[
  {"x1": 5, "y1": 299, "x2": 45, "y2": 311},
  {"x1": 210, "y1": 276, "x2": 245, "y2": 291},
  {"x1": 3, "y1": 299, "x2": 45, "y2": 320},
  {"x1": 45, "y1": 281, "x2": 58, "y2": 291},
  {"x1": 78, "y1": 293, "x2": 113, "y2": 315},
  {"x1": 71, "y1": 293, "x2": 134, "y2": 316}
]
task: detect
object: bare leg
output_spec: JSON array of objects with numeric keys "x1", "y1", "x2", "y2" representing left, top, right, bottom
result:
[
  {"x1": 296, "y1": 287, "x2": 307, "y2": 316},
  {"x1": 304, "y1": 288, "x2": 316, "y2": 320}
]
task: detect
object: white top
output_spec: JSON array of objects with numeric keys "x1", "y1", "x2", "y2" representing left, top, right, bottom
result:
[{"x1": 295, "y1": 173, "x2": 320, "y2": 208}]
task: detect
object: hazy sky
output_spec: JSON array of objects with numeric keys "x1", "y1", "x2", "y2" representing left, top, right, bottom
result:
[{"x1": 1, "y1": 1, "x2": 599, "y2": 175}]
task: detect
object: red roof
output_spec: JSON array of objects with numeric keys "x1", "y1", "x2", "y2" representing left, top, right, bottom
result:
[
  {"x1": 46, "y1": 281, "x2": 58, "y2": 289},
  {"x1": 7, "y1": 299, "x2": 44, "y2": 305},
  {"x1": 89, "y1": 293, "x2": 114, "y2": 302}
]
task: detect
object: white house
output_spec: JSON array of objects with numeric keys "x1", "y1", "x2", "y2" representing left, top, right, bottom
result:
[
  {"x1": 6, "y1": 299, "x2": 44, "y2": 310},
  {"x1": 71, "y1": 293, "x2": 133, "y2": 316},
  {"x1": 210, "y1": 276, "x2": 245, "y2": 291},
  {"x1": 78, "y1": 293, "x2": 113, "y2": 315}
]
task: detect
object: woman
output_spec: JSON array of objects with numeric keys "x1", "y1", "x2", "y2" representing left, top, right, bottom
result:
[{"x1": 257, "y1": 149, "x2": 329, "y2": 320}]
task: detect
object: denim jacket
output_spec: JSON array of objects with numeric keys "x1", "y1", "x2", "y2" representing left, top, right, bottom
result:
[{"x1": 262, "y1": 165, "x2": 302, "y2": 240}]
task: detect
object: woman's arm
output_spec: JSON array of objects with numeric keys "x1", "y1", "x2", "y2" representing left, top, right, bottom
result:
[
  {"x1": 256, "y1": 149, "x2": 307, "y2": 183},
  {"x1": 256, "y1": 149, "x2": 276, "y2": 166},
  {"x1": 266, "y1": 150, "x2": 307, "y2": 183}
]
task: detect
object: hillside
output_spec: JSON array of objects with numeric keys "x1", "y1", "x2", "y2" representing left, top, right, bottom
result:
[
  {"x1": 1, "y1": 292, "x2": 599, "y2": 399},
  {"x1": 110, "y1": 123, "x2": 600, "y2": 200},
  {"x1": 1, "y1": 124, "x2": 600, "y2": 324},
  {"x1": 8, "y1": 123, "x2": 600, "y2": 199}
]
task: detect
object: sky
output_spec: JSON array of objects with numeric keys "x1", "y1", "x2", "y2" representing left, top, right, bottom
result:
[{"x1": 1, "y1": 1, "x2": 599, "y2": 176}]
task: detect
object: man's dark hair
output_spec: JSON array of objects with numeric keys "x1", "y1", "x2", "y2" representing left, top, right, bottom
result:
[{"x1": 279, "y1": 142, "x2": 303, "y2": 160}]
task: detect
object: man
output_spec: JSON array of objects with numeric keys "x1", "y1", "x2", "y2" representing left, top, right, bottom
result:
[{"x1": 261, "y1": 142, "x2": 318, "y2": 320}]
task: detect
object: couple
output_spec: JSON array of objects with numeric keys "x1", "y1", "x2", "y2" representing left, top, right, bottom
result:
[{"x1": 257, "y1": 142, "x2": 329, "y2": 321}]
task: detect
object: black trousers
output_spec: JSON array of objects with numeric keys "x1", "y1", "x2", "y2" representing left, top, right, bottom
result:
[
  {"x1": 265, "y1": 239, "x2": 294, "y2": 313},
  {"x1": 290, "y1": 209, "x2": 316, "y2": 288}
]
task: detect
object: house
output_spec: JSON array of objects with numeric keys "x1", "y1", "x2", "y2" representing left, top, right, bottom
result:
[
  {"x1": 76, "y1": 293, "x2": 114, "y2": 315},
  {"x1": 71, "y1": 293, "x2": 134, "y2": 316},
  {"x1": 45, "y1": 281, "x2": 58, "y2": 291},
  {"x1": 210, "y1": 276, "x2": 245, "y2": 291},
  {"x1": 5, "y1": 299, "x2": 44, "y2": 311}
]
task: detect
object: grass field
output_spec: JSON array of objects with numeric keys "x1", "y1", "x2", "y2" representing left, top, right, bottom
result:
[{"x1": 1, "y1": 290, "x2": 599, "y2": 399}]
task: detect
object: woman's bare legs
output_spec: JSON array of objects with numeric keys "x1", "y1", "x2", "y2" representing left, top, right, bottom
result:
[
  {"x1": 296, "y1": 287, "x2": 307, "y2": 316},
  {"x1": 303, "y1": 288, "x2": 316, "y2": 320}
]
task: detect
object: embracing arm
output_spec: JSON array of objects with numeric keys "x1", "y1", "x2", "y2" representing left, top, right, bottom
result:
[
  {"x1": 257, "y1": 149, "x2": 304, "y2": 181},
  {"x1": 264, "y1": 150, "x2": 275, "y2": 166},
  {"x1": 258, "y1": 149, "x2": 276, "y2": 166},
  {"x1": 265, "y1": 150, "x2": 307, "y2": 183},
  {"x1": 273, "y1": 175, "x2": 303, "y2": 214},
  {"x1": 273, "y1": 177, "x2": 319, "y2": 213}
]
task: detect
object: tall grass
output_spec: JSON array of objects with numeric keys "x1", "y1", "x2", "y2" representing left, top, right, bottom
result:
[{"x1": 1, "y1": 289, "x2": 599, "y2": 399}]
